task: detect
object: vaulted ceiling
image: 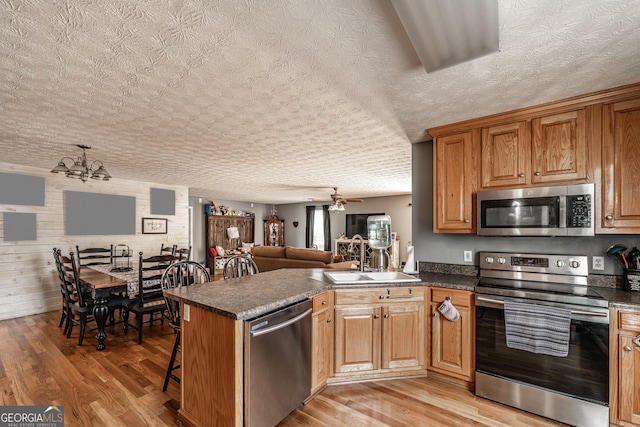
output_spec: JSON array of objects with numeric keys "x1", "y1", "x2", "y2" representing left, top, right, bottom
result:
[{"x1": 1, "y1": 1, "x2": 639, "y2": 204}]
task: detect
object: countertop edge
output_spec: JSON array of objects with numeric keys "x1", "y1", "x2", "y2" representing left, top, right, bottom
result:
[{"x1": 163, "y1": 269, "x2": 478, "y2": 320}]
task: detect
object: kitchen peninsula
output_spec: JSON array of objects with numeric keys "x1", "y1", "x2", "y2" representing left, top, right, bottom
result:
[{"x1": 163, "y1": 267, "x2": 477, "y2": 427}]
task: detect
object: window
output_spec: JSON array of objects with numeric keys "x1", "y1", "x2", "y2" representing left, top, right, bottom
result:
[{"x1": 312, "y1": 207, "x2": 324, "y2": 249}]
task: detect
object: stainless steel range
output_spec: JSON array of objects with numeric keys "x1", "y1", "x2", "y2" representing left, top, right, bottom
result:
[{"x1": 475, "y1": 252, "x2": 609, "y2": 427}]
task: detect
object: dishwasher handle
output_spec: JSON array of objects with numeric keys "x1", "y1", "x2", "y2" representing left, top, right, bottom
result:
[{"x1": 250, "y1": 308, "x2": 312, "y2": 337}]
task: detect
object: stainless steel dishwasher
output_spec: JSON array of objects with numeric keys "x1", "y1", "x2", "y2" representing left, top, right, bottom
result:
[{"x1": 244, "y1": 299, "x2": 312, "y2": 427}]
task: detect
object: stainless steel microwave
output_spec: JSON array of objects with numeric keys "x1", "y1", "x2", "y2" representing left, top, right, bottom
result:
[{"x1": 476, "y1": 183, "x2": 594, "y2": 236}]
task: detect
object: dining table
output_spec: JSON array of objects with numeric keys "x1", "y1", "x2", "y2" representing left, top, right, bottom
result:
[
  {"x1": 78, "y1": 264, "x2": 165, "y2": 351},
  {"x1": 77, "y1": 268, "x2": 128, "y2": 351}
]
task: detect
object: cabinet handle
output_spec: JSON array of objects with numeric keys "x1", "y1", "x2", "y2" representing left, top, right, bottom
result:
[
  {"x1": 464, "y1": 219, "x2": 470, "y2": 223},
  {"x1": 606, "y1": 215, "x2": 613, "y2": 220},
  {"x1": 625, "y1": 345, "x2": 633, "y2": 352},
  {"x1": 433, "y1": 312, "x2": 438, "y2": 317},
  {"x1": 326, "y1": 318, "x2": 331, "y2": 323},
  {"x1": 374, "y1": 314, "x2": 380, "y2": 319},
  {"x1": 518, "y1": 173, "x2": 525, "y2": 177},
  {"x1": 534, "y1": 171, "x2": 541, "y2": 176},
  {"x1": 379, "y1": 295, "x2": 385, "y2": 299},
  {"x1": 387, "y1": 288, "x2": 413, "y2": 299},
  {"x1": 322, "y1": 301, "x2": 327, "y2": 305},
  {"x1": 384, "y1": 314, "x2": 389, "y2": 318}
]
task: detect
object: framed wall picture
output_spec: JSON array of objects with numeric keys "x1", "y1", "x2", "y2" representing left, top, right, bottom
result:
[{"x1": 142, "y1": 218, "x2": 167, "y2": 234}]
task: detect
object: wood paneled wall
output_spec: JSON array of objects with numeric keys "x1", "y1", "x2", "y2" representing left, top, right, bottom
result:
[{"x1": 0, "y1": 162, "x2": 189, "y2": 321}]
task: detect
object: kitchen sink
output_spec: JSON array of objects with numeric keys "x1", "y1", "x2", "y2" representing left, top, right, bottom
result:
[{"x1": 324, "y1": 271, "x2": 421, "y2": 284}]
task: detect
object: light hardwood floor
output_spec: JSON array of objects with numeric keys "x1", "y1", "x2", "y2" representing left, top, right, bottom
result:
[{"x1": 0, "y1": 311, "x2": 567, "y2": 426}]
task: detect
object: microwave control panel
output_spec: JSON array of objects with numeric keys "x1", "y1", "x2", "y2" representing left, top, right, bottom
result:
[{"x1": 567, "y1": 194, "x2": 591, "y2": 228}]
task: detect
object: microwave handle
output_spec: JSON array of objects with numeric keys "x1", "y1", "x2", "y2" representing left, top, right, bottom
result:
[{"x1": 558, "y1": 196, "x2": 566, "y2": 229}]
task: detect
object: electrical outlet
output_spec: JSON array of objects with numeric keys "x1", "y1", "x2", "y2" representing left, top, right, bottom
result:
[
  {"x1": 464, "y1": 250, "x2": 473, "y2": 263},
  {"x1": 593, "y1": 256, "x2": 605, "y2": 271}
]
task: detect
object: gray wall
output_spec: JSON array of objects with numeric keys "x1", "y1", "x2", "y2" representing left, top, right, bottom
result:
[
  {"x1": 275, "y1": 195, "x2": 413, "y2": 263},
  {"x1": 412, "y1": 140, "x2": 637, "y2": 276}
]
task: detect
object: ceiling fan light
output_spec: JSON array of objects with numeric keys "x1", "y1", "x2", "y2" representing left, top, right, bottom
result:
[{"x1": 328, "y1": 201, "x2": 345, "y2": 212}]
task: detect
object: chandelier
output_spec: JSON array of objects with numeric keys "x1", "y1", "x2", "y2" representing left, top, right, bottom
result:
[{"x1": 50, "y1": 145, "x2": 111, "y2": 183}]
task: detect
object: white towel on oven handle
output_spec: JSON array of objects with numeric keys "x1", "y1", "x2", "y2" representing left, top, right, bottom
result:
[{"x1": 438, "y1": 297, "x2": 460, "y2": 322}]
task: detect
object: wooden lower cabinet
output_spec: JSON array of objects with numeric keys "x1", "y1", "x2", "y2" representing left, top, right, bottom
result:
[
  {"x1": 332, "y1": 287, "x2": 425, "y2": 381},
  {"x1": 610, "y1": 308, "x2": 640, "y2": 426},
  {"x1": 311, "y1": 291, "x2": 333, "y2": 395},
  {"x1": 427, "y1": 288, "x2": 475, "y2": 386}
]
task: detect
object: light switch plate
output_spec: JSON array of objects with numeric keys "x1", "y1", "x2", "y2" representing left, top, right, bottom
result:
[{"x1": 464, "y1": 251, "x2": 473, "y2": 263}]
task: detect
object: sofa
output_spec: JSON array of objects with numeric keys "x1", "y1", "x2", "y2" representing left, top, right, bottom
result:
[{"x1": 251, "y1": 245, "x2": 357, "y2": 273}]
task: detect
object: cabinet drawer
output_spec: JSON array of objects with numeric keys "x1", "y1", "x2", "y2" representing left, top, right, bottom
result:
[
  {"x1": 430, "y1": 287, "x2": 472, "y2": 308},
  {"x1": 619, "y1": 311, "x2": 640, "y2": 332},
  {"x1": 335, "y1": 287, "x2": 424, "y2": 305},
  {"x1": 313, "y1": 291, "x2": 331, "y2": 312}
]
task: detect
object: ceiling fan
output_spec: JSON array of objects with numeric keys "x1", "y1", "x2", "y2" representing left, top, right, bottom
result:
[{"x1": 328, "y1": 187, "x2": 363, "y2": 211}]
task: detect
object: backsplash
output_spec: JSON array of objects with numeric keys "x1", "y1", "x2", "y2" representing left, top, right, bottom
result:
[{"x1": 418, "y1": 261, "x2": 478, "y2": 277}]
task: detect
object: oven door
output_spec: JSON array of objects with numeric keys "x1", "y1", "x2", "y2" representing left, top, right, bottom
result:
[{"x1": 475, "y1": 294, "x2": 609, "y2": 405}]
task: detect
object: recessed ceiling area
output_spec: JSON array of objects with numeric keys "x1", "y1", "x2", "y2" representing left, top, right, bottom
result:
[{"x1": 1, "y1": 1, "x2": 639, "y2": 204}]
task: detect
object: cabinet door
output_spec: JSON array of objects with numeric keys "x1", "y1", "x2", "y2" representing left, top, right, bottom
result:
[
  {"x1": 481, "y1": 121, "x2": 530, "y2": 188},
  {"x1": 334, "y1": 306, "x2": 380, "y2": 373},
  {"x1": 531, "y1": 110, "x2": 587, "y2": 184},
  {"x1": 434, "y1": 131, "x2": 479, "y2": 233},
  {"x1": 618, "y1": 332, "x2": 640, "y2": 424},
  {"x1": 381, "y1": 302, "x2": 424, "y2": 370},
  {"x1": 602, "y1": 98, "x2": 640, "y2": 231},
  {"x1": 311, "y1": 292, "x2": 333, "y2": 394},
  {"x1": 428, "y1": 289, "x2": 474, "y2": 381},
  {"x1": 430, "y1": 303, "x2": 472, "y2": 379}
]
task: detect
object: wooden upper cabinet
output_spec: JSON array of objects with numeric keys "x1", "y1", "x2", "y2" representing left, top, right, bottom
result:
[
  {"x1": 481, "y1": 121, "x2": 530, "y2": 188},
  {"x1": 433, "y1": 130, "x2": 479, "y2": 233},
  {"x1": 481, "y1": 110, "x2": 587, "y2": 188},
  {"x1": 531, "y1": 110, "x2": 587, "y2": 184},
  {"x1": 602, "y1": 98, "x2": 640, "y2": 232}
]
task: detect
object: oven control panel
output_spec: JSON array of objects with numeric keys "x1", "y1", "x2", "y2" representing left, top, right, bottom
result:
[{"x1": 480, "y1": 252, "x2": 588, "y2": 276}]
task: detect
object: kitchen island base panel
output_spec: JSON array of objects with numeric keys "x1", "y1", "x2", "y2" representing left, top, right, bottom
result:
[
  {"x1": 476, "y1": 371, "x2": 609, "y2": 427},
  {"x1": 180, "y1": 304, "x2": 243, "y2": 427}
]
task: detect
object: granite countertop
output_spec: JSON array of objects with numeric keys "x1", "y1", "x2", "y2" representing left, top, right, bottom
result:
[
  {"x1": 164, "y1": 267, "x2": 479, "y2": 321},
  {"x1": 164, "y1": 265, "x2": 640, "y2": 321},
  {"x1": 592, "y1": 286, "x2": 640, "y2": 310},
  {"x1": 164, "y1": 268, "x2": 332, "y2": 320}
]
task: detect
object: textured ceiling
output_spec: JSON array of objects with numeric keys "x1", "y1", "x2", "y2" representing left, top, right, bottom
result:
[{"x1": 1, "y1": 0, "x2": 639, "y2": 204}]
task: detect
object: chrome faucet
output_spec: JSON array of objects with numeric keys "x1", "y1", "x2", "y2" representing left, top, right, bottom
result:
[{"x1": 348, "y1": 234, "x2": 366, "y2": 272}]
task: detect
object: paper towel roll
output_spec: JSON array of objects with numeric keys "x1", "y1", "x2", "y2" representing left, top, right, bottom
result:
[
  {"x1": 403, "y1": 245, "x2": 417, "y2": 273},
  {"x1": 438, "y1": 298, "x2": 460, "y2": 322}
]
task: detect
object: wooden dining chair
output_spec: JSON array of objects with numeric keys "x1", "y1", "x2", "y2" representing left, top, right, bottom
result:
[
  {"x1": 160, "y1": 243, "x2": 176, "y2": 256},
  {"x1": 122, "y1": 251, "x2": 178, "y2": 344},
  {"x1": 59, "y1": 250, "x2": 125, "y2": 345},
  {"x1": 53, "y1": 248, "x2": 72, "y2": 334},
  {"x1": 223, "y1": 255, "x2": 259, "y2": 279},
  {"x1": 76, "y1": 245, "x2": 114, "y2": 267},
  {"x1": 175, "y1": 246, "x2": 191, "y2": 261},
  {"x1": 161, "y1": 260, "x2": 210, "y2": 391}
]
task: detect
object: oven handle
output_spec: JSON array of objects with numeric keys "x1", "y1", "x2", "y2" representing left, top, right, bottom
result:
[{"x1": 476, "y1": 296, "x2": 609, "y2": 318}]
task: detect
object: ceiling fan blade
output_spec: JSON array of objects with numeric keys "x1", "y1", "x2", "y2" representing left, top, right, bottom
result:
[{"x1": 343, "y1": 199, "x2": 363, "y2": 203}]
